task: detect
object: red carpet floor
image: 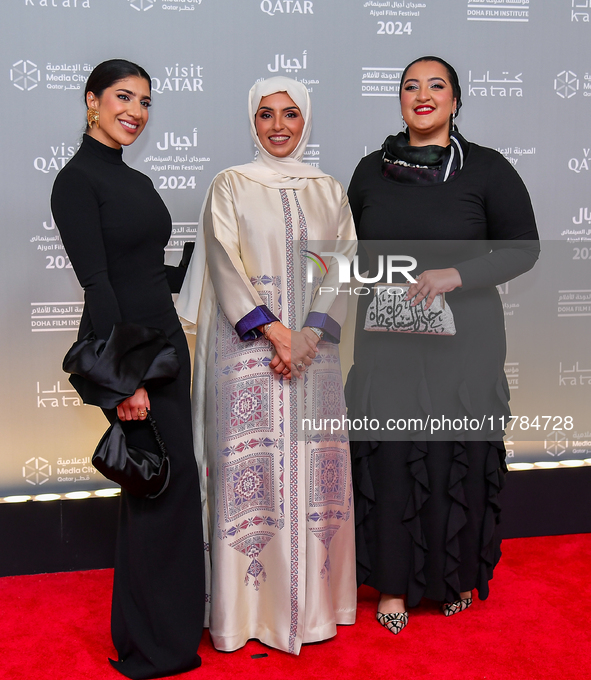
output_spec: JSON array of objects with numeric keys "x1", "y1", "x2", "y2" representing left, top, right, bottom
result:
[{"x1": 1, "y1": 534, "x2": 590, "y2": 680}]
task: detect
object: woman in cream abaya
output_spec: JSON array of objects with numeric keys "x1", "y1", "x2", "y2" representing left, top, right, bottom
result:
[{"x1": 177, "y1": 77, "x2": 357, "y2": 654}]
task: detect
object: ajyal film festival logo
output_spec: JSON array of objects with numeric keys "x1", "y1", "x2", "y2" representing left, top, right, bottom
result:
[
  {"x1": 23, "y1": 457, "x2": 52, "y2": 486},
  {"x1": 10, "y1": 60, "x2": 40, "y2": 91},
  {"x1": 554, "y1": 70, "x2": 579, "y2": 98}
]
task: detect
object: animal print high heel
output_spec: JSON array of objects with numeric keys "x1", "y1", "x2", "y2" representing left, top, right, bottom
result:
[
  {"x1": 376, "y1": 610, "x2": 409, "y2": 634},
  {"x1": 441, "y1": 594, "x2": 473, "y2": 617}
]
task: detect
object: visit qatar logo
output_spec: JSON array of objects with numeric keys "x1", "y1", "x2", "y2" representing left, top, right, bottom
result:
[
  {"x1": 10, "y1": 60, "x2": 40, "y2": 91},
  {"x1": 554, "y1": 70, "x2": 579, "y2": 99},
  {"x1": 128, "y1": 0, "x2": 155, "y2": 10}
]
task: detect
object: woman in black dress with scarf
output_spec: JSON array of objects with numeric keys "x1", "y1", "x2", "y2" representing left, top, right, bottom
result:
[
  {"x1": 51, "y1": 59, "x2": 204, "y2": 678},
  {"x1": 346, "y1": 56, "x2": 539, "y2": 634}
]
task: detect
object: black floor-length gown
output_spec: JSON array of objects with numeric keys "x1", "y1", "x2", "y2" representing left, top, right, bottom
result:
[
  {"x1": 346, "y1": 138, "x2": 539, "y2": 607},
  {"x1": 51, "y1": 134, "x2": 204, "y2": 679}
]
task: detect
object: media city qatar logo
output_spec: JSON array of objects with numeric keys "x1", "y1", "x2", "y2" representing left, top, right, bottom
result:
[
  {"x1": 555, "y1": 70, "x2": 579, "y2": 99},
  {"x1": 23, "y1": 457, "x2": 52, "y2": 485},
  {"x1": 10, "y1": 60, "x2": 40, "y2": 91},
  {"x1": 304, "y1": 250, "x2": 418, "y2": 294},
  {"x1": 129, "y1": 0, "x2": 155, "y2": 10},
  {"x1": 544, "y1": 431, "x2": 568, "y2": 457}
]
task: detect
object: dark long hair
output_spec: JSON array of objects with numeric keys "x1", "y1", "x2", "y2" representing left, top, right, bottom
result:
[
  {"x1": 399, "y1": 56, "x2": 462, "y2": 123},
  {"x1": 84, "y1": 59, "x2": 151, "y2": 128}
]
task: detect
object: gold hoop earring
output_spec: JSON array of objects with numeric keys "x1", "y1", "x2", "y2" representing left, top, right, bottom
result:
[{"x1": 87, "y1": 107, "x2": 100, "y2": 129}]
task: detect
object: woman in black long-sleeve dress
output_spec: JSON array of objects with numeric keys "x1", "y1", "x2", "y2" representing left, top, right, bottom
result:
[
  {"x1": 346, "y1": 56, "x2": 539, "y2": 634},
  {"x1": 51, "y1": 59, "x2": 204, "y2": 679}
]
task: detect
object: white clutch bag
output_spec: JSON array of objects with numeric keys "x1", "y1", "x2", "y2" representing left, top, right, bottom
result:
[{"x1": 364, "y1": 284, "x2": 456, "y2": 335}]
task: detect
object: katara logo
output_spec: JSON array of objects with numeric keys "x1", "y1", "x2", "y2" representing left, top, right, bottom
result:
[
  {"x1": 129, "y1": 0, "x2": 155, "y2": 10},
  {"x1": 10, "y1": 60, "x2": 40, "y2": 91},
  {"x1": 554, "y1": 70, "x2": 579, "y2": 99},
  {"x1": 23, "y1": 457, "x2": 51, "y2": 486}
]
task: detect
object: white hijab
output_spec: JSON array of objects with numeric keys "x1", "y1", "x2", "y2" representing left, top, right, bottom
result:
[
  {"x1": 176, "y1": 78, "x2": 327, "y2": 327},
  {"x1": 230, "y1": 76, "x2": 327, "y2": 189}
]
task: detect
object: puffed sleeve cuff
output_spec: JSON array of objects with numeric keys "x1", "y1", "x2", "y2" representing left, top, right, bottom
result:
[
  {"x1": 63, "y1": 322, "x2": 180, "y2": 409},
  {"x1": 304, "y1": 312, "x2": 341, "y2": 344},
  {"x1": 235, "y1": 305, "x2": 279, "y2": 341}
]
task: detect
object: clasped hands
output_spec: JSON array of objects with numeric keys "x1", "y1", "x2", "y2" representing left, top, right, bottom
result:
[
  {"x1": 405, "y1": 268, "x2": 462, "y2": 309},
  {"x1": 263, "y1": 322, "x2": 319, "y2": 379},
  {"x1": 117, "y1": 386, "x2": 150, "y2": 421},
  {"x1": 115, "y1": 275, "x2": 460, "y2": 417}
]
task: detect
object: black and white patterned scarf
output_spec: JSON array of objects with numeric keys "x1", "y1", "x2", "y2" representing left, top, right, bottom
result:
[{"x1": 381, "y1": 131, "x2": 468, "y2": 185}]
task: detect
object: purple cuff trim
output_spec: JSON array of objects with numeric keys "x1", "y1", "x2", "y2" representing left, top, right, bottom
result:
[
  {"x1": 304, "y1": 312, "x2": 341, "y2": 344},
  {"x1": 236, "y1": 305, "x2": 279, "y2": 341}
]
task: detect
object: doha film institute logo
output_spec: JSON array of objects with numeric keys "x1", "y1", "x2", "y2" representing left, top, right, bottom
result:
[
  {"x1": 128, "y1": 0, "x2": 155, "y2": 10},
  {"x1": 10, "y1": 60, "x2": 40, "y2": 91},
  {"x1": 554, "y1": 70, "x2": 579, "y2": 99},
  {"x1": 23, "y1": 457, "x2": 52, "y2": 486}
]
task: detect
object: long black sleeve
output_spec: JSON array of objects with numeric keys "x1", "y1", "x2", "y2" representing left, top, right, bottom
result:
[
  {"x1": 346, "y1": 143, "x2": 539, "y2": 289},
  {"x1": 51, "y1": 166, "x2": 123, "y2": 339},
  {"x1": 453, "y1": 151, "x2": 539, "y2": 290},
  {"x1": 51, "y1": 135, "x2": 178, "y2": 344}
]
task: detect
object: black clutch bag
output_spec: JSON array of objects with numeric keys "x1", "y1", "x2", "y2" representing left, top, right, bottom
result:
[{"x1": 92, "y1": 410, "x2": 170, "y2": 499}]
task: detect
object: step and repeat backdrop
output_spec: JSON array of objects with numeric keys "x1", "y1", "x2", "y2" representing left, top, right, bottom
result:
[{"x1": 1, "y1": 0, "x2": 590, "y2": 496}]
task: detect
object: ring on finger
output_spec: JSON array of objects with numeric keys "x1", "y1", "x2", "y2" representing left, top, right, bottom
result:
[{"x1": 296, "y1": 362, "x2": 305, "y2": 371}]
